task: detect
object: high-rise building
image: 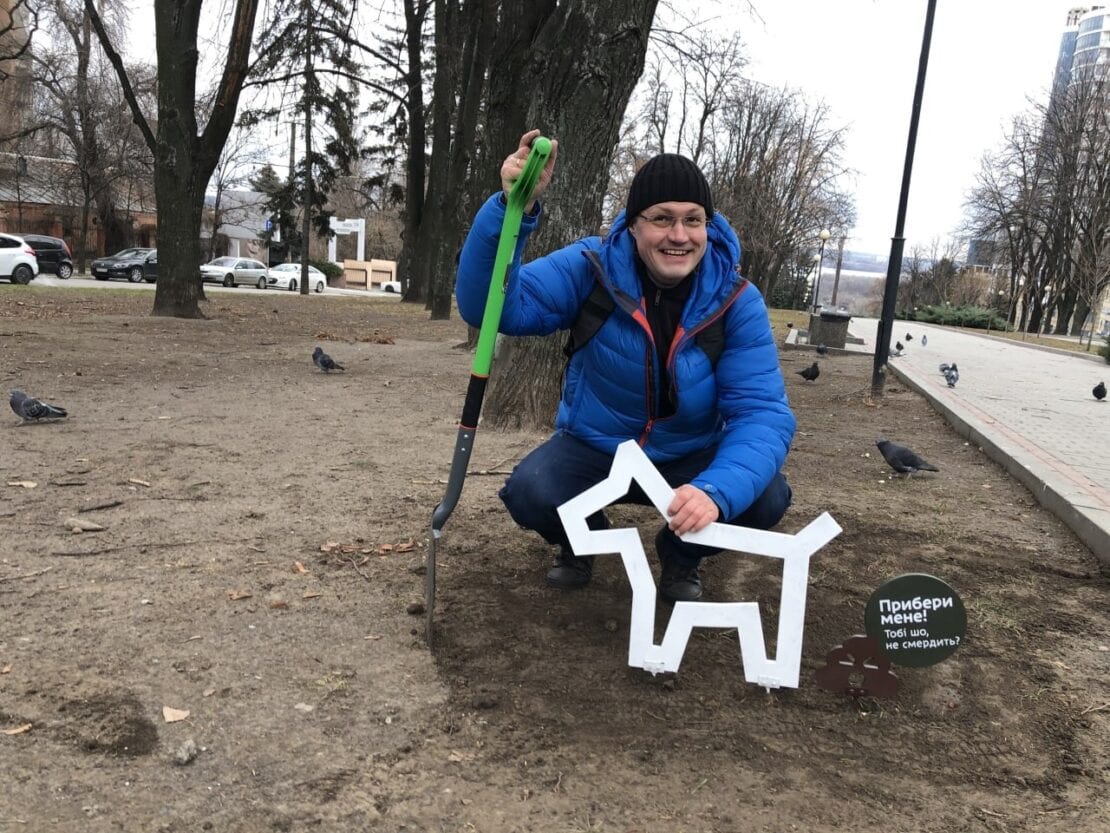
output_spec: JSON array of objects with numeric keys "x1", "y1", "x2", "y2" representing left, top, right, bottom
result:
[{"x1": 1053, "y1": 6, "x2": 1109, "y2": 92}]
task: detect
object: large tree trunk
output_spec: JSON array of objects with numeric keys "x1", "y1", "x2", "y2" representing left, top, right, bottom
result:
[
  {"x1": 1053, "y1": 287, "x2": 1076, "y2": 335},
  {"x1": 1072, "y1": 298, "x2": 1091, "y2": 337},
  {"x1": 398, "y1": 0, "x2": 429, "y2": 303},
  {"x1": 152, "y1": 168, "x2": 206, "y2": 317},
  {"x1": 483, "y1": 0, "x2": 659, "y2": 429},
  {"x1": 408, "y1": 0, "x2": 494, "y2": 319},
  {"x1": 86, "y1": 0, "x2": 259, "y2": 319}
]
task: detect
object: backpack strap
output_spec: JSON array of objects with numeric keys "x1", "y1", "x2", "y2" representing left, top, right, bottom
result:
[
  {"x1": 693, "y1": 318, "x2": 726, "y2": 366},
  {"x1": 564, "y1": 251, "x2": 742, "y2": 368},
  {"x1": 563, "y1": 281, "x2": 616, "y2": 358}
]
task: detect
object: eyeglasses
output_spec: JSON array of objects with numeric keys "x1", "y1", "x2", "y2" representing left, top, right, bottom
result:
[{"x1": 638, "y1": 213, "x2": 706, "y2": 230}]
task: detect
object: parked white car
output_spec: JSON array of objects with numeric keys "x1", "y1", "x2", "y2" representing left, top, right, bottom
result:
[
  {"x1": 200, "y1": 256, "x2": 269, "y2": 289},
  {"x1": 267, "y1": 263, "x2": 327, "y2": 293},
  {"x1": 0, "y1": 233, "x2": 39, "y2": 285}
]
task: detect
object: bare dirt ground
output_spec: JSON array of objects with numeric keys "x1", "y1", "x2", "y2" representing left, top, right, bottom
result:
[{"x1": 1, "y1": 287, "x2": 1108, "y2": 833}]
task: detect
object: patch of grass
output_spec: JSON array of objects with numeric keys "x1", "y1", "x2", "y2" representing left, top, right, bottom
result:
[
  {"x1": 1, "y1": 284, "x2": 151, "y2": 299},
  {"x1": 966, "y1": 594, "x2": 1023, "y2": 634},
  {"x1": 767, "y1": 306, "x2": 807, "y2": 338},
  {"x1": 314, "y1": 674, "x2": 349, "y2": 694},
  {"x1": 949, "y1": 324, "x2": 1101, "y2": 357}
]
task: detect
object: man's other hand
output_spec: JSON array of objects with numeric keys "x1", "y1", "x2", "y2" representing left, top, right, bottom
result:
[{"x1": 667, "y1": 485, "x2": 719, "y2": 536}]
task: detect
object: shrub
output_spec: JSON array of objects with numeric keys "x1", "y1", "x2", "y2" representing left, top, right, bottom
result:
[
  {"x1": 1099, "y1": 332, "x2": 1110, "y2": 364},
  {"x1": 309, "y1": 259, "x2": 343, "y2": 282},
  {"x1": 913, "y1": 304, "x2": 1007, "y2": 330}
]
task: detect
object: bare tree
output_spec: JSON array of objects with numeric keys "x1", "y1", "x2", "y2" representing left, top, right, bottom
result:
[
  {"x1": 622, "y1": 24, "x2": 854, "y2": 303},
  {"x1": 17, "y1": 2, "x2": 153, "y2": 269},
  {"x1": 0, "y1": 1, "x2": 36, "y2": 150},
  {"x1": 712, "y1": 82, "x2": 852, "y2": 300},
  {"x1": 637, "y1": 26, "x2": 746, "y2": 164},
  {"x1": 204, "y1": 125, "x2": 271, "y2": 261},
  {"x1": 967, "y1": 66, "x2": 1110, "y2": 337},
  {"x1": 83, "y1": 0, "x2": 261, "y2": 318}
]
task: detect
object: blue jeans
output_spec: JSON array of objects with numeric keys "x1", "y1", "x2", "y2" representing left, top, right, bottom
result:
[{"x1": 499, "y1": 432, "x2": 792, "y2": 567}]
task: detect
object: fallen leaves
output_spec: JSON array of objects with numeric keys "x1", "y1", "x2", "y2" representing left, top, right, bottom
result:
[
  {"x1": 320, "y1": 539, "x2": 416, "y2": 556},
  {"x1": 302, "y1": 592, "x2": 321, "y2": 600},
  {"x1": 6, "y1": 481, "x2": 37, "y2": 489},
  {"x1": 378, "y1": 541, "x2": 416, "y2": 554},
  {"x1": 1, "y1": 664, "x2": 11, "y2": 674},
  {"x1": 292, "y1": 561, "x2": 309, "y2": 574},
  {"x1": 128, "y1": 478, "x2": 151, "y2": 488},
  {"x1": 3, "y1": 724, "x2": 32, "y2": 736},
  {"x1": 227, "y1": 590, "x2": 253, "y2": 601},
  {"x1": 162, "y1": 706, "x2": 190, "y2": 723}
]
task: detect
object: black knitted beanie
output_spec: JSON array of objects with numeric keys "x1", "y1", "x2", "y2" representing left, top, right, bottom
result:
[{"x1": 626, "y1": 153, "x2": 713, "y2": 220}]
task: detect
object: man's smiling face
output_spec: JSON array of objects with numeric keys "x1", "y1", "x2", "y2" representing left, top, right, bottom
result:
[{"x1": 629, "y1": 201, "x2": 709, "y2": 288}]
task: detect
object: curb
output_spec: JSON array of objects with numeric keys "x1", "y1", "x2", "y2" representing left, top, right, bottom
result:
[{"x1": 965, "y1": 328, "x2": 1108, "y2": 365}]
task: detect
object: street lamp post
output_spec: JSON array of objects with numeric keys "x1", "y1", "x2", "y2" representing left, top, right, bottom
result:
[
  {"x1": 872, "y1": 0, "x2": 938, "y2": 396},
  {"x1": 811, "y1": 229, "x2": 831, "y2": 313}
]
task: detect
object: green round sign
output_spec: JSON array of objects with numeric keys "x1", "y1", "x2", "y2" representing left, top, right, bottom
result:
[{"x1": 864, "y1": 573, "x2": 966, "y2": 667}]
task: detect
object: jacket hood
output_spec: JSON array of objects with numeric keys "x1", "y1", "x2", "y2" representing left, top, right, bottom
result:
[{"x1": 600, "y1": 209, "x2": 744, "y2": 324}]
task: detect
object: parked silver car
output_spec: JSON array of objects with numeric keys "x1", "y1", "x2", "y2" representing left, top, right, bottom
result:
[
  {"x1": 200, "y1": 256, "x2": 269, "y2": 288},
  {"x1": 267, "y1": 263, "x2": 327, "y2": 293}
]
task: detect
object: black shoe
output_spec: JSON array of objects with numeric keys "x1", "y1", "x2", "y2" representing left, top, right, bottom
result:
[
  {"x1": 656, "y1": 530, "x2": 703, "y2": 603},
  {"x1": 546, "y1": 551, "x2": 593, "y2": 589}
]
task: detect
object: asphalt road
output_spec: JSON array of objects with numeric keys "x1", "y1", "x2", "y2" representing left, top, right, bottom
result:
[{"x1": 21, "y1": 273, "x2": 399, "y2": 299}]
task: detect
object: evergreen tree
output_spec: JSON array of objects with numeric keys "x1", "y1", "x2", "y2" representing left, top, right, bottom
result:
[{"x1": 244, "y1": 0, "x2": 365, "y2": 293}]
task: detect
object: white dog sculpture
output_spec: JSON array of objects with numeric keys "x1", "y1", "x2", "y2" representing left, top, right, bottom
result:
[{"x1": 557, "y1": 440, "x2": 841, "y2": 688}]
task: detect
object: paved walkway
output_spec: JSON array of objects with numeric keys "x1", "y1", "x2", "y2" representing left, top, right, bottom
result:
[{"x1": 846, "y1": 318, "x2": 1110, "y2": 563}]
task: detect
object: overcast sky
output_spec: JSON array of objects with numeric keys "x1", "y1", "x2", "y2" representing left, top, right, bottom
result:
[
  {"x1": 126, "y1": 0, "x2": 1081, "y2": 257},
  {"x1": 728, "y1": 0, "x2": 1080, "y2": 255}
]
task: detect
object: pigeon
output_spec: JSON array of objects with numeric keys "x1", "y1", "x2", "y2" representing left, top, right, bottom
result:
[
  {"x1": 10, "y1": 389, "x2": 68, "y2": 423},
  {"x1": 939, "y1": 362, "x2": 957, "y2": 375},
  {"x1": 815, "y1": 343, "x2": 829, "y2": 356},
  {"x1": 786, "y1": 322, "x2": 794, "y2": 329},
  {"x1": 895, "y1": 340, "x2": 904, "y2": 352},
  {"x1": 797, "y1": 362, "x2": 820, "y2": 382},
  {"x1": 905, "y1": 333, "x2": 913, "y2": 341},
  {"x1": 1095, "y1": 381, "x2": 1107, "y2": 401},
  {"x1": 921, "y1": 334, "x2": 927, "y2": 347},
  {"x1": 945, "y1": 367, "x2": 959, "y2": 387},
  {"x1": 876, "y1": 439, "x2": 940, "y2": 476},
  {"x1": 312, "y1": 346, "x2": 344, "y2": 372}
]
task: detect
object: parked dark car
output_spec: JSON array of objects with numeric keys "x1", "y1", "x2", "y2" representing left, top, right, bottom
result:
[
  {"x1": 18, "y1": 234, "x2": 74, "y2": 278},
  {"x1": 90, "y1": 247, "x2": 157, "y2": 283},
  {"x1": 142, "y1": 250, "x2": 158, "y2": 282}
]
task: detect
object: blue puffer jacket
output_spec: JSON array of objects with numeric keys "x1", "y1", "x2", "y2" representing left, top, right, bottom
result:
[{"x1": 456, "y1": 193, "x2": 796, "y2": 520}]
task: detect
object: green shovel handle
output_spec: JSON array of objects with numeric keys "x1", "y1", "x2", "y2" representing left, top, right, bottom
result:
[
  {"x1": 430, "y1": 135, "x2": 552, "y2": 537},
  {"x1": 472, "y1": 136, "x2": 553, "y2": 376}
]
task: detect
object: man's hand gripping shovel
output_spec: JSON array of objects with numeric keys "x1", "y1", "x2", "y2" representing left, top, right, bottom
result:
[{"x1": 425, "y1": 136, "x2": 553, "y2": 645}]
